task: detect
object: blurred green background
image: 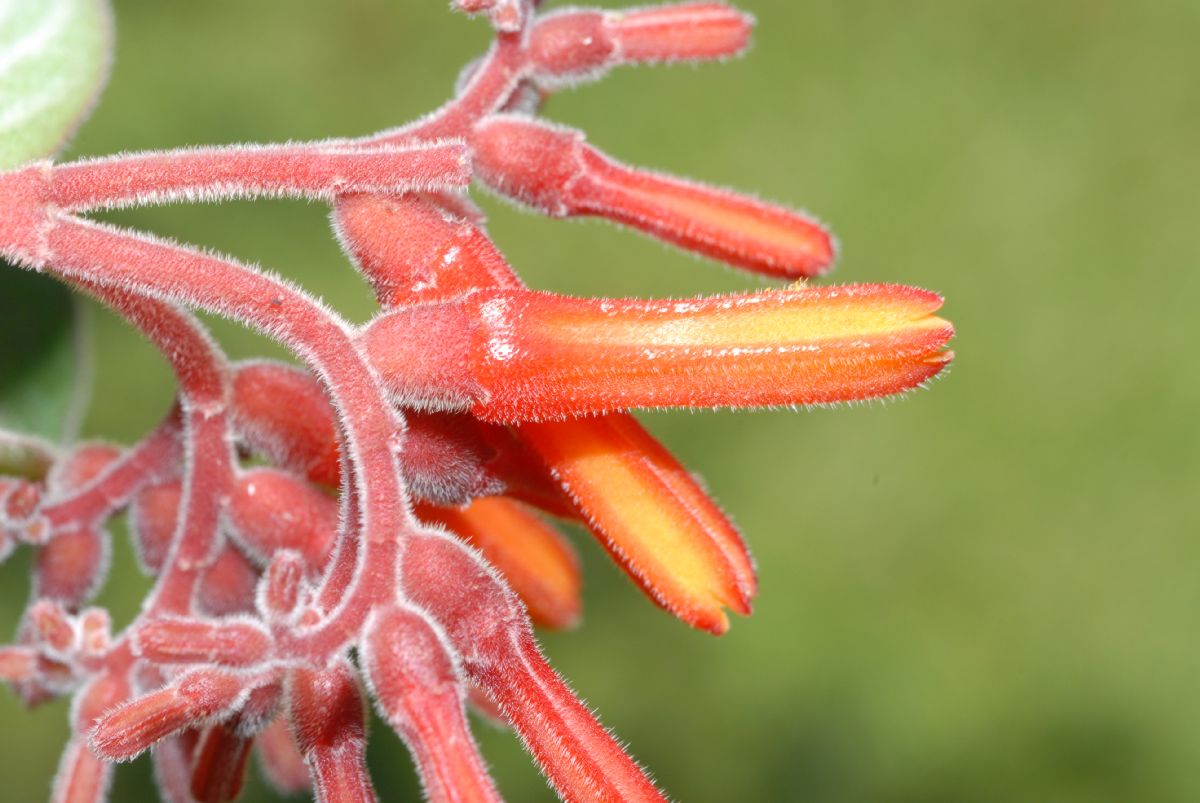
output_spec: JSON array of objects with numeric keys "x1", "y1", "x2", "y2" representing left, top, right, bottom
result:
[{"x1": 3, "y1": 0, "x2": 1199, "y2": 800}]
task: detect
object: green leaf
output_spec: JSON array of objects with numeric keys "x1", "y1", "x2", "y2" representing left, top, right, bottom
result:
[
  {"x1": 0, "y1": 264, "x2": 90, "y2": 442},
  {"x1": 0, "y1": 0, "x2": 113, "y2": 170}
]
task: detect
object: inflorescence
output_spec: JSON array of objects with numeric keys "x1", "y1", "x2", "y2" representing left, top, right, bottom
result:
[{"x1": 0, "y1": 2, "x2": 953, "y2": 801}]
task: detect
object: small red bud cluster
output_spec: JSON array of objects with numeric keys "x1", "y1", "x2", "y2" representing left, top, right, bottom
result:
[{"x1": 0, "y1": 3, "x2": 952, "y2": 801}]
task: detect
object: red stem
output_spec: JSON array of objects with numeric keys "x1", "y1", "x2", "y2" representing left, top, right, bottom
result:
[
  {"x1": 50, "y1": 141, "x2": 470, "y2": 212},
  {"x1": 470, "y1": 635, "x2": 666, "y2": 802},
  {"x1": 362, "y1": 35, "x2": 526, "y2": 146},
  {"x1": 41, "y1": 217, "x2": 413, "y2": 659},
  {"x1": 68, "y1": 282, "x2": 232, "y2": 617},
  {"x1": 42, "y1": 414, "x2": 181, "y2": 534}
]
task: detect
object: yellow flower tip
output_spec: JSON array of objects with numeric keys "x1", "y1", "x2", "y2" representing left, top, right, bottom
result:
[{"x1": 518, "y1": 414, "x2": 757, "y2": 635}]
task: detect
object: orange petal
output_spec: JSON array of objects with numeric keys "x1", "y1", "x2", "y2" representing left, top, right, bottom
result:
[
  {"x1": 363, "y1": 284, "x2": 953, "y2": 422},
  {"x1": 518, "y1": 413, "x2": 755, "y2": 634},
  {"x1": 484, "y1": 284, "x2": 952, "y2": 421},
  {"x1": 417, "y1": 498, "x2": 582, "y2": 630}
]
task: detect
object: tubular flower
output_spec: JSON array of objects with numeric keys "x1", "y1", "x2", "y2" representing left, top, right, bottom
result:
[
  {"x1": 0, "y1": 2, "x2": 953, "y2": 801},
  {"x1": 362, "y1": 283, "x2": 953, "y2": 422}
]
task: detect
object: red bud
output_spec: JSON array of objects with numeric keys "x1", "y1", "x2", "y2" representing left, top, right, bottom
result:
[
  {"x1": 135, "y1": 617, "x2": 272, "y2": 667},
  {"x1": 91, "y1": 669, "x2": 248, "y2": 762},
  {"x1": 287, "y1": 660, "x2": 377, "y2": 803},
  {"x1": 472, "y1": 116, "x2": 835, "y2": 278},
  {"x1": 363, "y1": 606, "x2": 501, "y2": 803}
]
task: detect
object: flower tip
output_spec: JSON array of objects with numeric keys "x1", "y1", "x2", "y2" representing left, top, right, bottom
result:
[
  {"x1": 713, "y1": 564, "x2": 757, "y2": 616},
  {"x1": 731, "y1": 585, "x2": 755, "y2": 616},
  {"x1": 695, "y1": 580, "x2": 755, "y2": 636},
  {"x1": 518, "y1": 415, "x2": 758, "y2": 635},
  {"x1": 699, "y1": 609, "x2": 731, "y2": 636},
  {"x1": 921, "y1": 347, "x2": 955, "y2": 380},
  {"x1": 928, "y1": 346, "x2": 954, "y2": 365},
  {"x1": 813, "y1": 227, "x2": 840, "y2": 275},
  {"x1": 533, "y1": 576, "x2": 585, "y2": 631},
  {"x1": 913, "y1": 286, "x2": 947, "y2": 312},
  {"x1": 693, "y1": 604, "x2": 740, "y2": 637},
  {"x1": 552, "y1": 607, "x2": 583, "y2": 631}
]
